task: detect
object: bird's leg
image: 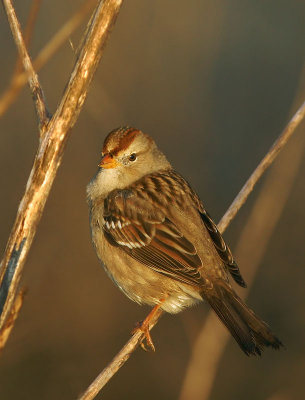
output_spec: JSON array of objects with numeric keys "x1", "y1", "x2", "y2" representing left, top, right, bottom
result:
[{"x1": 132, "y1": 300, "x2": 165, "y2": 352}]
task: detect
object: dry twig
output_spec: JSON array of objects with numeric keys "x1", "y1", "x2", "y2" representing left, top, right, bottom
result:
[
  {"x1": 0, "y1": 0, "x2": 124, "y2": 344},
  {"x1": 13, "y1": 0, "x2": 42, "y2": 77},
  {"x1": 0, "y1": 0, "x2": 42, "y2": 121},
  {"x1": 78, "y1": 100, "x2": 305, "y2": 399},
  {"x1": 179, "y1": 123, "x2": 305, "y2": 400},
  {"x1": 0, "y1": 0, "x2": 96, "y2": 118},
  {"x1": 218, "y1": 100, "x2": 305, "y2": 233},
  {"x1": 0, "y1": 288, "x2": 26, "y2": 353},
  {"x1": 179, "y1": 69, "x2": 305, "y2": 399},
  {"x1": 78, "y1": 308, "x2": 163, "y2": 400},
  {"x1": 2, "y1": 0, "x2": 50, "y2": 133}
]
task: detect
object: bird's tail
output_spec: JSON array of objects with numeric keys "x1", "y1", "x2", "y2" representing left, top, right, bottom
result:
[{"x1": 204, "y1": 281, "x2": 283, "y2": 356}]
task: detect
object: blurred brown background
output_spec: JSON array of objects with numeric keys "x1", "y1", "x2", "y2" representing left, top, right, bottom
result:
[{"x1": 1, "y1": 1, "x2": 305, "y2": 399}]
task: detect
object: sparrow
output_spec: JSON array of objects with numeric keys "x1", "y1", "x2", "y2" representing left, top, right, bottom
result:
[{"x1": 87, "y1": 126, "x2": 282, "y2": 355}]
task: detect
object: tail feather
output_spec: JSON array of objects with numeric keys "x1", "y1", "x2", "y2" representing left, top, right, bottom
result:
[{"x1": 204, "y1": 281, "x2": 283, "y2": 356}]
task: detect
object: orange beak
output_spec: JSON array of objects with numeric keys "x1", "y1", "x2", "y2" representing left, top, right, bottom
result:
[{"x1": 98, "y1": 153, "x2": 119, "y2": 169}]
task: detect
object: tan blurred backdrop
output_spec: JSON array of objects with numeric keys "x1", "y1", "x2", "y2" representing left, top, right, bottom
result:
[{"x1": 0, "y1": 1, "x2": 305, "y2": 399}]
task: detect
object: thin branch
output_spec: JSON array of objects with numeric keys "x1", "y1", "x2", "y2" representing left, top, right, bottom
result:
[
  {"x1": 13, "y1": 0, "x2": 42, "y2": 76},
  {"x1": 0, "y1": 288, "x2": 26, "y2": 353},
  {"x1": 218, "y1": 100, "x2": 305, "y2": 233},
  {"x1": 1, "y1": 0, "x2": 42, "y2": 121},
  {"x1": 0, "y1": 0, "x2": 96, "y2": 118},
  {"x1": 179, "y1": 130, "x2": 305, "y2": 400},
  {"x1": 2, "y1": 0, "x2": 50, "y2": 134},
  {"x1": 0, "y1": 0, "x2": 124, "y2": 334},
  {"x1": 78, "y1": 308, "x2": 163, "y2": 400},
  {"x1": 78, "y1": 99, "x2": 305, "y2": 400},
  {"x1": 179, "y1": 69, "x2": 305, "y2": 400}
]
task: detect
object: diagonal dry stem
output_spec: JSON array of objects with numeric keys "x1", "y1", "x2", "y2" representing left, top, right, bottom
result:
[
  {"x1": 179, "y1": 66, "x2": 305, "y2": 398},
  {"x1": 0, "y1": 0, "x2": 124, "y2": 345},
  {"x1": 179, "y1": 126, "x2": 305, "y2": 400},
  {"x1": 77, "y1": 100, "x2": 305, "y2": 399},
  {"x1": 78, "y1": 308, "x2": 163, "y2": 400},
  {"x1": 13, "y1": 0, "x2": 42, "y2": 77},
  {"x1": 2, "y1": 0, "x2": 50, "y2": 134},
  {"x1": 0, "y1": 288, "x2": 26, "y2": 353},
  {"x1": 0, "y1": 0, "x2": 96, "y2": 119},
  {"x1": 218, "y1": 100, "x2": 305, "y2": 233}
]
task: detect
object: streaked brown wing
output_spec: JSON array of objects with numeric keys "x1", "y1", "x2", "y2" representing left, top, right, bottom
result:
[
  {"x1": 103, "y1": 189, "x2": 204, "y2": 287},
  {"x1": 200, "y1": 210, "x2": 247, "y2": 287}
]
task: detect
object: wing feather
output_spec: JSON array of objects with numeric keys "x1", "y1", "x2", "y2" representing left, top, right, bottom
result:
[
  {"x1": 102, "y1": 169, "x2": 245, "y2": 288},
  {"x1": 200, "y1": 210, "x2": 247, "y2": 287},
  {"x1": 103, "y1": 184, "x2": 204, "y2": 286}
]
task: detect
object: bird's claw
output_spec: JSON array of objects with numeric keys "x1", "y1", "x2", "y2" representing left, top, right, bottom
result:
[{"x1": 132, "y1": 321, "x2": 155, "y2": 352}]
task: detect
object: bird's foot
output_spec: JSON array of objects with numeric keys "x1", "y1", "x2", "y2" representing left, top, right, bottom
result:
[
  {"x1": 132, "y1": 320, "x2": 155, "y2": 352},
  {"x1": 132, "y1": 301, "x2": 165, "y2": 352}
]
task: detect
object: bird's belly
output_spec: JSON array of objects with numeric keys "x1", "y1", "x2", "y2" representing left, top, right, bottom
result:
[{"x1": 94, "y1": 230, "x2": 202, "y2": 313}]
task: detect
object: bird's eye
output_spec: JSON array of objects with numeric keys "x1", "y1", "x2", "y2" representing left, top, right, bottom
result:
[{"x1": 129, "y1": 153, "x2": 137, "y2": 162}]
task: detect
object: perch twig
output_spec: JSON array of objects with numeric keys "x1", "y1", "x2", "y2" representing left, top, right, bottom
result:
[
  {"x1": 78, "y1": 99, "x2": 305, "y2": 400},
  {"x1": 179, "y1": 122, "x2": 305, "y2": 400},
  {"x1": 218, "y1": 100, "x2": 305, "y2": 233}
]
